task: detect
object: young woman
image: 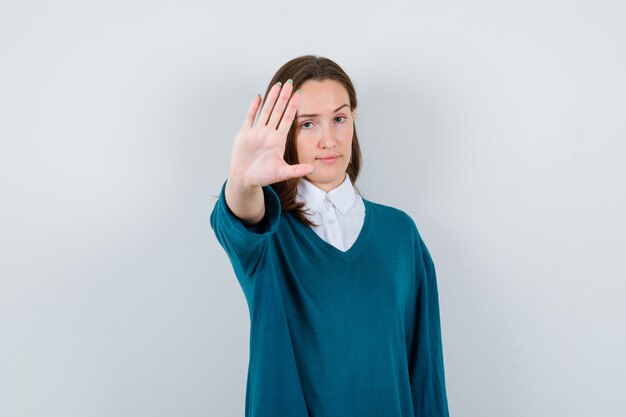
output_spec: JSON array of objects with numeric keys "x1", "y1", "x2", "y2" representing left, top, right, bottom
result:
[{"x1": 211, "y1": 55, "x2": 449, "y2": 417}]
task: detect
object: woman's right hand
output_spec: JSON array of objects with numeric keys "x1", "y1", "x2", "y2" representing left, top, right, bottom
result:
[{"x1": 228, "y1": 80, "x2": 316, "y2": 190}]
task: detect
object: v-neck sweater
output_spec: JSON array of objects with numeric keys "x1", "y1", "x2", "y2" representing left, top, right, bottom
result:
[
  {"x1": 295, "y1": 174, "x2": 365, "y2": 252},
  {"x1": 210, "y1": 179, "x2": 449, "y2": 417}
]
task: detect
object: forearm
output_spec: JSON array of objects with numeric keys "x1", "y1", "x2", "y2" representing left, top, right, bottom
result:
[{"x1": 224, "y1": 175, "x2": 265, "y2": 226}]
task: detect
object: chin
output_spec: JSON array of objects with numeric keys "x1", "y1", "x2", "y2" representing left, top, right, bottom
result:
[{"x1": 321, "y1": 172, "x2": 348, "y2": 185}]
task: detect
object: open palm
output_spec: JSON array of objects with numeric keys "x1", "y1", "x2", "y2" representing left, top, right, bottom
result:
[{"x1": 229, "y1": 80, "x2": 315, "y2": 189}]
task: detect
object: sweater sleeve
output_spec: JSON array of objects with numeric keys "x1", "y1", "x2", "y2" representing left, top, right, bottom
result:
[
  {"x1": 407, "y1": 230, "x2": 450, "y2": 417},
  {"x1": 209, "y1": 179, "x2": 282, "y2": 287}
]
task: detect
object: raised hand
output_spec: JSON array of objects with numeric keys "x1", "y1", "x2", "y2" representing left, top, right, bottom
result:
[{"x1": 228, "y1": 80, "x2": 316, "y2": 190}]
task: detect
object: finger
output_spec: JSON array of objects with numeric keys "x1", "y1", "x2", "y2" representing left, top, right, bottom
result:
[
  {"x1": 277, "y1": 90, "x2": 301, "y2": 135},
  {"x1": 267, "y1": 80, "x2": 293, "y2": 129},
  {"x1": 275, "y1": 163, "x2": 317, "y2": 182},
  {"x1": 257, "y1": 82, "x2": 282, "y2": 126},
  {"x1": 242, "y1": 94, "x2": 262, "y2": 128}
]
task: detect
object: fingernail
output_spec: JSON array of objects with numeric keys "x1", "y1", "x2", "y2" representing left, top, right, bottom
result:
[
  {"x1": 276, "y1": 81, "x2": 282, "y2": 87},
  {"x1": 295, "y1": 89, "x2": 301, "y2": 94},
  {"x1": 287, "y1": 79, "x2": 293, "y2": 84}
]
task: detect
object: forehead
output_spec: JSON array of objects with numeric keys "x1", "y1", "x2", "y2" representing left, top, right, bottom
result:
[{"x1": 297, "y1": 79, "x2": 350, "y2": 113}]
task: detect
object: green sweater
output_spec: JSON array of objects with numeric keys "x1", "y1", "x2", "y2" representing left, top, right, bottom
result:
[{"x1": 210, "y1": 180, "x2": 449, "y2": 417}]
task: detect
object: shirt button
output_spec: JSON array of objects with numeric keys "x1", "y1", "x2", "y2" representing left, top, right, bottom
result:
[{"x1": 328, "y1": 219, "x2": 336, "y2": 224}]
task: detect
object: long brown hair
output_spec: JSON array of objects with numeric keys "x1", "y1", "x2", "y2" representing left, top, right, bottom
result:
[{"x1": 263, "y1": 55, "x2": 363, "y2": 227}]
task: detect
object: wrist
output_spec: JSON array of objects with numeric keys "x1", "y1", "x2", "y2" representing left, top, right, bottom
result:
[{"x1": 228, "y1": 173, "x2": 260, "y2": 193}]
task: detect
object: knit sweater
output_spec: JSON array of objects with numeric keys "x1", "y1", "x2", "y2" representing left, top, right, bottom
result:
[{"x1": 210, "y1": 179, "x2": 449, "y2": 417}]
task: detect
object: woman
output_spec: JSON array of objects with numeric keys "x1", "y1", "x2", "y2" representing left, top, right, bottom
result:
[{"x1": 210, "y1": 55, "x2": 449, "y2": 417}]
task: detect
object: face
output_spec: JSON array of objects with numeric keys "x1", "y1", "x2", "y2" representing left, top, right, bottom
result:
[{"x1": 295, "y1": 79, "x2": 356, "y2": 192}]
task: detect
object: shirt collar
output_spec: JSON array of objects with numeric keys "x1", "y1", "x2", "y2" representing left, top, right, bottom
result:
[{"x1": 296, "y1": 173, "x2": 357, "y2": 215}]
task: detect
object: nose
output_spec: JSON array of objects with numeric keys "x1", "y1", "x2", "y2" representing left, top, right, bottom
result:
[{"x1": 319, "y1": 123, "x2": 337, "y2": 149}]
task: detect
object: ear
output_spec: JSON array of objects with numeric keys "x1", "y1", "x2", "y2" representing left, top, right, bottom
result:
[{"x1": 352, "y1": 108, "x2": 358, "y2": 120}]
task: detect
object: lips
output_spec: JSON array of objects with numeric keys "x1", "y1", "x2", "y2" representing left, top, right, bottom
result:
[{"x1": 316, "y1": 155, "x2": 340, "y2": 165}]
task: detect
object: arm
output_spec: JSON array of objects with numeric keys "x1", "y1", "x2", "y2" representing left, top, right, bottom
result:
[
  {"x1": 225, "y1": 175, "x2": 265, "y2": 226},
  {"x1": 223, "y1": 80, "x2": 315, "y2": 226},
  {"x1": 407, "y1": 233, "x2": 450, "y2": 417},
  {"x1": 210, "y1": 80, "x2": 315, "y2": 285},
  {"x1": 210, "y1": 179, "x2": 282, "y2": 289}
]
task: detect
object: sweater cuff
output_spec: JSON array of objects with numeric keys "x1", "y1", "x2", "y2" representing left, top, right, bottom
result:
[{"x1": 217, "y1": 179, "x2": 282, "y2": 238}]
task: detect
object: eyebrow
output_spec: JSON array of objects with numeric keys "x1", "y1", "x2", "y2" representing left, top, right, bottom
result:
[{"x1": 296, "y1": 104, "x2": 350, "y2": 119}]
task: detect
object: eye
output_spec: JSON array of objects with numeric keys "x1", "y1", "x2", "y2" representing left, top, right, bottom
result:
[
  {"x1": 301, "y1": 121, "x2": 314, "y2": 129},
  {"x1": 335, "y1": 116, "x2": 347, "y2": 123}
]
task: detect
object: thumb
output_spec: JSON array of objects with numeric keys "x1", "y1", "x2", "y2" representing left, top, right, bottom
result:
[
  {"x1": 292, "y1": 164, "x2": 317, "y2": 178},
  {"x1": 276, "y1": 164, "x2": 316, "y2": 182}
]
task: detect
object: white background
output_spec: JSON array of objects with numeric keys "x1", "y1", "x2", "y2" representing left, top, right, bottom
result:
[{"x1": 1, "y1": 0, "x2": 625, "y2": 416}]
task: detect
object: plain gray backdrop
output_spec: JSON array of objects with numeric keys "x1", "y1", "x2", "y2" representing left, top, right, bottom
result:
[{"x1": 1, "y1": 0, "x2": 625, "y2": 416}]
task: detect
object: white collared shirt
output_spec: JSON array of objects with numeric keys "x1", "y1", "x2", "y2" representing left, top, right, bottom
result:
[{"x1": 295, "y1": 173, "x2": 366, "y2": 252}]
